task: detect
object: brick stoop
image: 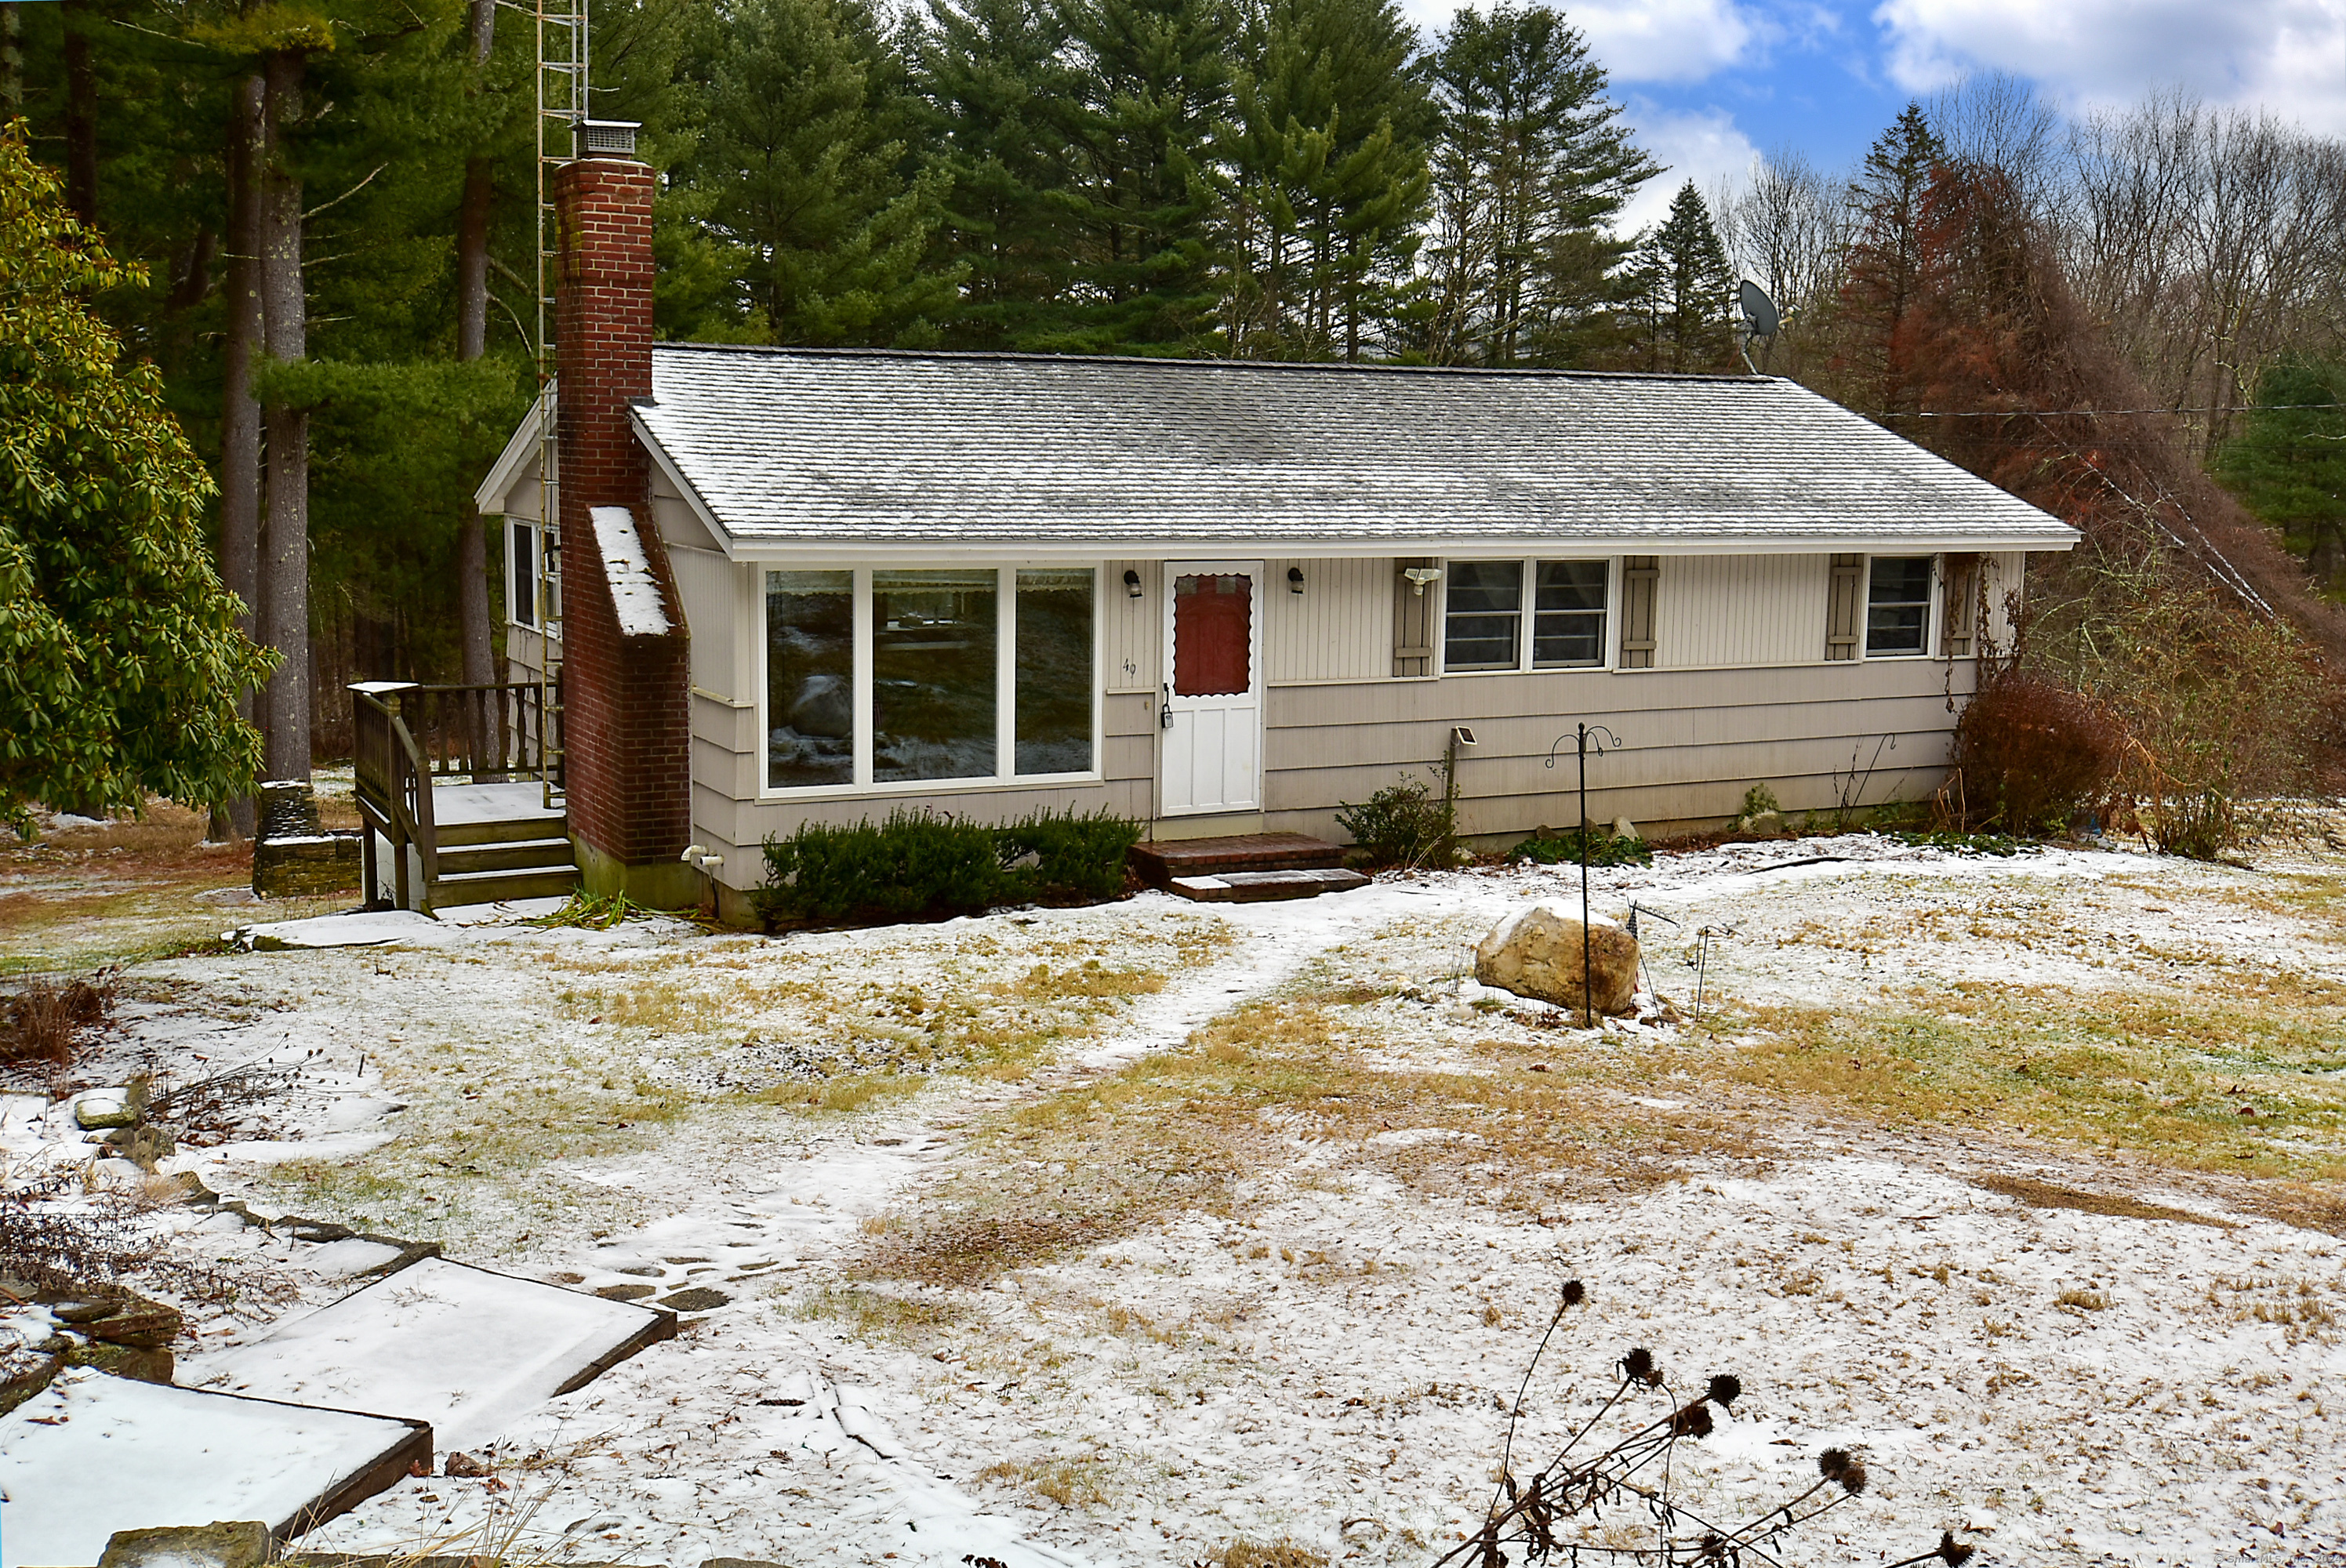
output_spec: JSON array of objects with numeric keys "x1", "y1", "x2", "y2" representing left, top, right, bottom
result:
[{"x1": 1130, "y1": 833, "x2": 1366, "y2": 902}]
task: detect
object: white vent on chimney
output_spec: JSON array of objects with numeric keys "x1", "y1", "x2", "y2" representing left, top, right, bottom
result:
[{"x1": 578, "y1": 119, "x2": 641, "y2": 158}]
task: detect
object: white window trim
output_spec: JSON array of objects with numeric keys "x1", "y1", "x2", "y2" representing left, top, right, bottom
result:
[
  {"x1": 757, "y1": 563, "x2": 1106, "y2": 802},
  {"x1": 1434, "y1": 557, "x2": 1620, "y2": 677},
  {"x1": 1860, "y1": 552, "x2": 1941, "y2": 660}
]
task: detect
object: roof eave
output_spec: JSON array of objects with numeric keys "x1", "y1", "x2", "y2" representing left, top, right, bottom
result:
[
  {"x1": 631, "y1": 408, "x2": 739, "y2": 558},
  {"x1": 710, "y1": 528, "x2": 2081, "y2": 564},
  {"x1": 474, "y1": 390, "x2": 547, "y2": 514}
]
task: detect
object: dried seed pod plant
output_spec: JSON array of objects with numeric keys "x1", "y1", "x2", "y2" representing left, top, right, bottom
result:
[{"x1": 1431, "y1": 1279, "x2": 1974, "y2": 1567}]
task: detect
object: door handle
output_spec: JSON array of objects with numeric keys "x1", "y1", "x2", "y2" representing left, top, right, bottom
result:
[{"x1": 1160, "y1": 684, "x2": 1173, "y2": 730}]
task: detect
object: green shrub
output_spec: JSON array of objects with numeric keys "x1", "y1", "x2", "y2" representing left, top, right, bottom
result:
[
  {"x1": 1335, "y1": 775, "x2": 1454, "y2": 867},
  {"x1": 1738, "y1": 783, "x2": 1781, "y2": 820},
  {"x1": 1894, "y1": 828, "x2": 2023, "y2": 857},
  {"x1": 1509, "y1": 828, "x2": 1654, "y2": 867},
  {"x1": 996, "y1": 807, "x2": 1145, "y2": 903},
  {"x1": 754, "y1": 806, "x2": 1142, "y2": 927}
]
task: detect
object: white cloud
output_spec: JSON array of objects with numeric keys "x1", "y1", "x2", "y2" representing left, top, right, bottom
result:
[
  {"x1": 1875, "y1": 0, "x2": 2346, "y2": 135},
  {"x1": 1398, "y1": 0, "x2": 1762, "y2": 83},
  {"x1": 1616, "y1": 105, "x2": 1763, "y2": 235}
]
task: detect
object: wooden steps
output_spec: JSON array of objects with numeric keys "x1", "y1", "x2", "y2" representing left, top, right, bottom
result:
[
  {"x1": 423, "y1": 790, "x2": 579, "y2": 912},
  {"x1": 1130, "y1": 833, "x2": 1367, "y2": 903}
]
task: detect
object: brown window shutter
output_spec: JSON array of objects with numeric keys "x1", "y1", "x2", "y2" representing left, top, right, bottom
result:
[
  {"x1": 1941, "y1": 552, "x2": 1979, "y2": 658},
  {"x1": 1393, "y1": 557, "x2": 1436, "y2": 677},
  {"x1": 1618, "y1": 556, "x2": 1658, "y2": 669},
  {"x1": 1825, "y1": 553, "x2": 1862, "y2": 661}
]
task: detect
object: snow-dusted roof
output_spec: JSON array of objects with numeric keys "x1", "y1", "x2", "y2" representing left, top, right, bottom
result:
[{"x1": 622, "y1": 343, "x2": 2079, "y2": 561}]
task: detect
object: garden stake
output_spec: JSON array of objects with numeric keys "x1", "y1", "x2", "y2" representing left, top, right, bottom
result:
[{"x1": 1547, "y1": 722, "x2": 1624, "y2": 1028}]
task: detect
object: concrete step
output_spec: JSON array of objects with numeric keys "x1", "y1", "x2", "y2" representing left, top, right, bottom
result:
[
  {"x1": 1130, "y1": 832, "x2": 1344, "y2": 887},
  {"x1": 425, "y1": 865, "x2": 580, "y2": 909},
  {"x1": 435, "y1": 836, "x2": 576, "y2": 876},
  {"x1": 1168, "y1": 867, "x2": 1372, "y2": 903}
]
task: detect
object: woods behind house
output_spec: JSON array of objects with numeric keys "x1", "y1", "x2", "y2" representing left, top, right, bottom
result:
[{"x1": 5, "y1": 1, "x2": 2344, "y2": 818}]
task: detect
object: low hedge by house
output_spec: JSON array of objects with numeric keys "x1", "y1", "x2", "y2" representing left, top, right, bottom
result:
[{"x1": 754, "y1": 806, "x2": 1143, "y2": 927}]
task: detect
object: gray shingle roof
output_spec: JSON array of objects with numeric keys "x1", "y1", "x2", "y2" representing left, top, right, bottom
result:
[{"x1": 631, "y1": 344, "x2": 2079, "y2": 557}]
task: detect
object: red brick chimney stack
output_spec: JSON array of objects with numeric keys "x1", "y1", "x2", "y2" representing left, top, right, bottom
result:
[{"x1": 553, "y1": 132, "x2": 695, "y2": 903}]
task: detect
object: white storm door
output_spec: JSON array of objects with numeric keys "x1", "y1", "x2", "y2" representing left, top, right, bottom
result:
[{"x1": 1160, "y1": 561, "x2": 1263, "y2": 815}]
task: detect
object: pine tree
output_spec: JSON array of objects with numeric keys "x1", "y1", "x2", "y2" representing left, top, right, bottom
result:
[
  {"x1": 1839, "y1": 100, "x2": 1945, "y2": 424},
  {"x1": 1627, "y1": 180, "x2": 1737, "y2": 372},
  {"x1": 1047, "y1": 0, "x2": 1235, "y2": 353},
  {"x1": 911, "y1": 0, "x2": 1077, "y2": 348},
  {"x1": 670, "y1": 0, "x2": 961, "y2": 345},
  {"x1": 1215, "y1": 0, "x2": 1429, "y2": 360},
  {"x1": 2216, "y1": 358, "x2": 2346, "y2": 591},
  {"x1": 1416, "y1": 4, "x2": 1656, "y2": 368}
]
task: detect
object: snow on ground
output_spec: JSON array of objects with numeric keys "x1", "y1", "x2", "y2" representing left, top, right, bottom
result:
[{"x1": 5, "y1": 832, "x2": 2345, "y2": 1564}]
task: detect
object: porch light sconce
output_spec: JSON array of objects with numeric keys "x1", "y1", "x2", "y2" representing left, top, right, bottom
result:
[
  {"x1": 1403, "y1": 567, "x2": 1443, "y2": 597},
  {"x1": 1451, "y1": 726, "x2": 1477, "y2": 748},
  {"x1": 1124, "y1": 569, "x2": 1143, "y2": 600},
  {"x1": 1287, "y1": 567, "x2": 1306, "y2": 595}
]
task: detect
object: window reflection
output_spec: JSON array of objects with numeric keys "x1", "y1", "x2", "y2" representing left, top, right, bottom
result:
[
  {"x1": 874, "y1": 568, "x2": 997, "y2": 782},
  {"x1": 1016, "y1": 569, "x2": 1094, "y2": 774},
  {"x1": 765, "y1": 570, "x2": 855, "y2": 788}
]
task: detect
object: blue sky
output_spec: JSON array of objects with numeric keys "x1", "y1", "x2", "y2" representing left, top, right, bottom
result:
[{"x1": 1391, "y1": 0, "x2": 2346, "y2": 232}]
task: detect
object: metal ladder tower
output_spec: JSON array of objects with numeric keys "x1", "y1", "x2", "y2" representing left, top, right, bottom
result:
[{"x1": 532, "y1": 0, "x2": 587, "y2": 808}]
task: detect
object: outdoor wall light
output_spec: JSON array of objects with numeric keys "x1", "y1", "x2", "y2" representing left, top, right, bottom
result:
[
  {"x1": 1287, "y1": 566, "x2": 1306, "y2": 595},
  {"x1": 1403, "y1": 566, "x2": 1443, "y2": 597},
  {"x1": 1124, "y1": 569, "x2": 1143, "y2": 599}
]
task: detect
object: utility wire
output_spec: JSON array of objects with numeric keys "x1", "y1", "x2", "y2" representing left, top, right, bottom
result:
[{"x1": 1860, "y1": 401, "x2": 2346, "y2": 418}]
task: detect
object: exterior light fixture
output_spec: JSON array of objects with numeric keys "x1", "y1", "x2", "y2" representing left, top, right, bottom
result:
[
  {"x1": 1403, "y1": 567, "x2": 1443, "y2": 597},
  {"x1": 1124, "y1": 569, "x2": 1143, "y2": 600},
  {"x1": 1287, "y1": 567, "x2": 1305, "y2": 595}
]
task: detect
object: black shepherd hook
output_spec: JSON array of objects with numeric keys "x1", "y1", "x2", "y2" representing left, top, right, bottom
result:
[{"x1": 1545, "y1": 722, "x2": 1625, "y2": 1029}]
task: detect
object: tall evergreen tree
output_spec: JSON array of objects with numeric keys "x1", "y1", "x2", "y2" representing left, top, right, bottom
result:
[
  {"x1": 1839, "y1": 100, "x2": 1945, "y2": 424},
  {"x1": 1215, "y1": 0, "x2": 1428, "y2": 360},
  {"x1": 911, "y1": 0, "x2": 1076, "y2": 348},
  {"x1": 1416, "y1": 3, "x2": 1655, "y2": 367},
  {"x1": 1627, "y1": 180, "x2": 1737, "y2": 372},
  {"x1": 1048, "y1": 0, "x2": 1234, "y2": 353},
  {"x1": 2216, "y1": 358, "x2": 2346, "y2": 591},
  {"x1": 668, "y1": 0, "x2": 961, "y2": 345}
]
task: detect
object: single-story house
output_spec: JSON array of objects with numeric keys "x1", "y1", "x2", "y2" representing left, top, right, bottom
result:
[{"x1": 463, "y1": 133, "x2": 2078, "y2": 923}]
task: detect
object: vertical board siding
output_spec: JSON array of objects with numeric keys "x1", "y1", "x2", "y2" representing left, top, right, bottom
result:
[
  {"x1": 1265, "y1": 557, "x2": 1390, "y2": 684},
  {"x1": 1103, "y1": 558, "x2": 1157, "y2": 692},
  {"x1": 1392, "y1": 557, "x2": 1436, "y2": 677},
  {"x1": 1654, "y1": 554, "x2": 1831, "y2": 670},
  {"x1": 666, "y1": 545, "x2": 737, "y2": 697}
]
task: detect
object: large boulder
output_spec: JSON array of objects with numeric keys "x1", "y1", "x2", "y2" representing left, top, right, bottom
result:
[{"x1": 1474, "y1": 904, "x2": 1640, "y2": 1015}]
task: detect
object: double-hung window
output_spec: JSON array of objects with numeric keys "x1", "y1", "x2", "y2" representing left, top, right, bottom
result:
[
  {"x1": 1442, "y1": 560, "x2": 1611, "y2": 672},
  {"x1": 764, "y1": 567, "x2": 1097, "y2": 793},
  {"x1": 1865, "y1": 557, "x2": 1933, "y2": 655},
  {"x1": 507, "y1": 518, "x2": 539, "y2": 629}
]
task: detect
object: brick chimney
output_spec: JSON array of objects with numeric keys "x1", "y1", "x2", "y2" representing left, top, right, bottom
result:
[{"x1": 553, "y1": 133, "x2": 695, "y2": 905}]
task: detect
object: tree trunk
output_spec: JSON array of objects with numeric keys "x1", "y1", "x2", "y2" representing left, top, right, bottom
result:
[
  {"x1": 2, "y1": 5, "x2": 24, "y2": 114},
  {"x1": 259, "y1": 49, "x2": 311, "y2": 782},
  {"x1": 218, "y1": 73, "x2": 265, "y2": 837},
  {"x1": 456, "y1": 0, "x2": 501, "y2": 772},
  {"x1": 61, "y1": 0, "x2": 96, "y2": 227}
]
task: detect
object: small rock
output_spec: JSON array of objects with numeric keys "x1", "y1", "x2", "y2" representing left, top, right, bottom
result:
[
  {"x1": 595, "y1": 1283, "x2": 657, "y2": 1301},
  {"x1": 1473, "y1": 904, "x2": 1640, "y2": 1017},
  {"x1": 659, "y1": 1287, "x2": 732, "y2": 1312},
  {"x1": 445, "y1": 1449, "x2": 495, "y2": 1478},
  {"x1": 73, "y1": 1088, "x2": 139, "y2": 1131},
  {"x1": 1611, "y1": 817, "x2": 1641, "y2": 841},
  {"x1": 1737, "y1": 809, "x2": 1786, "y2": 836},
  {"x1": 100, "y1": 1520, "x2": 272, "y2": 1568}
]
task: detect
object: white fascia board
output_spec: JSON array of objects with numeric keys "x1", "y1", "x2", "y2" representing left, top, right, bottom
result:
[
  {"x1": 717, "y1": 528, "x2": 2081, "y2": 564},
  {"x1": 474, "y1": 390, "x2": 547, "y2": 514},
  {"x1": 630, "y1": 407, "x2": 739, "y2": 558}
]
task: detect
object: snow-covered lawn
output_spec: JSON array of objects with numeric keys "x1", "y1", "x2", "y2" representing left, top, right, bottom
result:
[{"x1": 6, "y1": 830, "x2": 2344, "y2": 1565}]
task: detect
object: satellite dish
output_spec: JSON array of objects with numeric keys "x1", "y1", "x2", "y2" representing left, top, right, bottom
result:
[{"x1": 1738, "y1": 280, "x2": 1781, "y2": 339}]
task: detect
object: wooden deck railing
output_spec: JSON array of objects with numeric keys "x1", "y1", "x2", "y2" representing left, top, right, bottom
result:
[{"x1": 350, "y1": 681, "x2": 555, "y2": 908}]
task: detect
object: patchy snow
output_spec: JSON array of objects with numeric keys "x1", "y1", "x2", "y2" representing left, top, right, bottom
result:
[
  {"x1": 227, "y1": 909, "x2": 450, "y2": 950},
  {"x1": 592, "y1": 505, "x2": 672, "y2": 637},
  {"x1": 0, "y1": 1370, "x2": 424, "y2": 1568},
  {"x1": 5, "y1": 831, "x2": 2344, "y2": 1562}
]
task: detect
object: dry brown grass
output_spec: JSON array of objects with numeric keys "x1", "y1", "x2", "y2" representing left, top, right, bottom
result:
[
  {"x1": 975, "y1": 1455, "x2": 1115, "y2": 1509},
  {"x1": 1972, "y1": 1174, "x2": 2235, "y2": 1229},
  {"x1": 851, "y1": 991, "x2": 1773, "y2": 1288},
  {"x1": 1200, "y1": 1542, "x2": 1331, "y2": 1568}
]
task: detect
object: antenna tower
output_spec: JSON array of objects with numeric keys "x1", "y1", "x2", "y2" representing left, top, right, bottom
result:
[{"x1": 532, "y1": 0, "x2": 587, "y2": 808}]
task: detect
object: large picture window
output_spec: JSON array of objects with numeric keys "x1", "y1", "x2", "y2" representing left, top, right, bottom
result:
[
  {"x1": 766, "y1": 570, "x2": 855, "y2": 788},
  {"x1": 764, "y1": 566, "x2": 1098, "y2": 793},
  {"x1": 1866, "y1": 557, "x2": 1933, "y2": 655},
  {"x1": 1015, "y1": 569, "x2": 1095, "y2": 775},
  {"x1": 1443, "y1": 559, "x2": 1611, "y2": 673}
]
